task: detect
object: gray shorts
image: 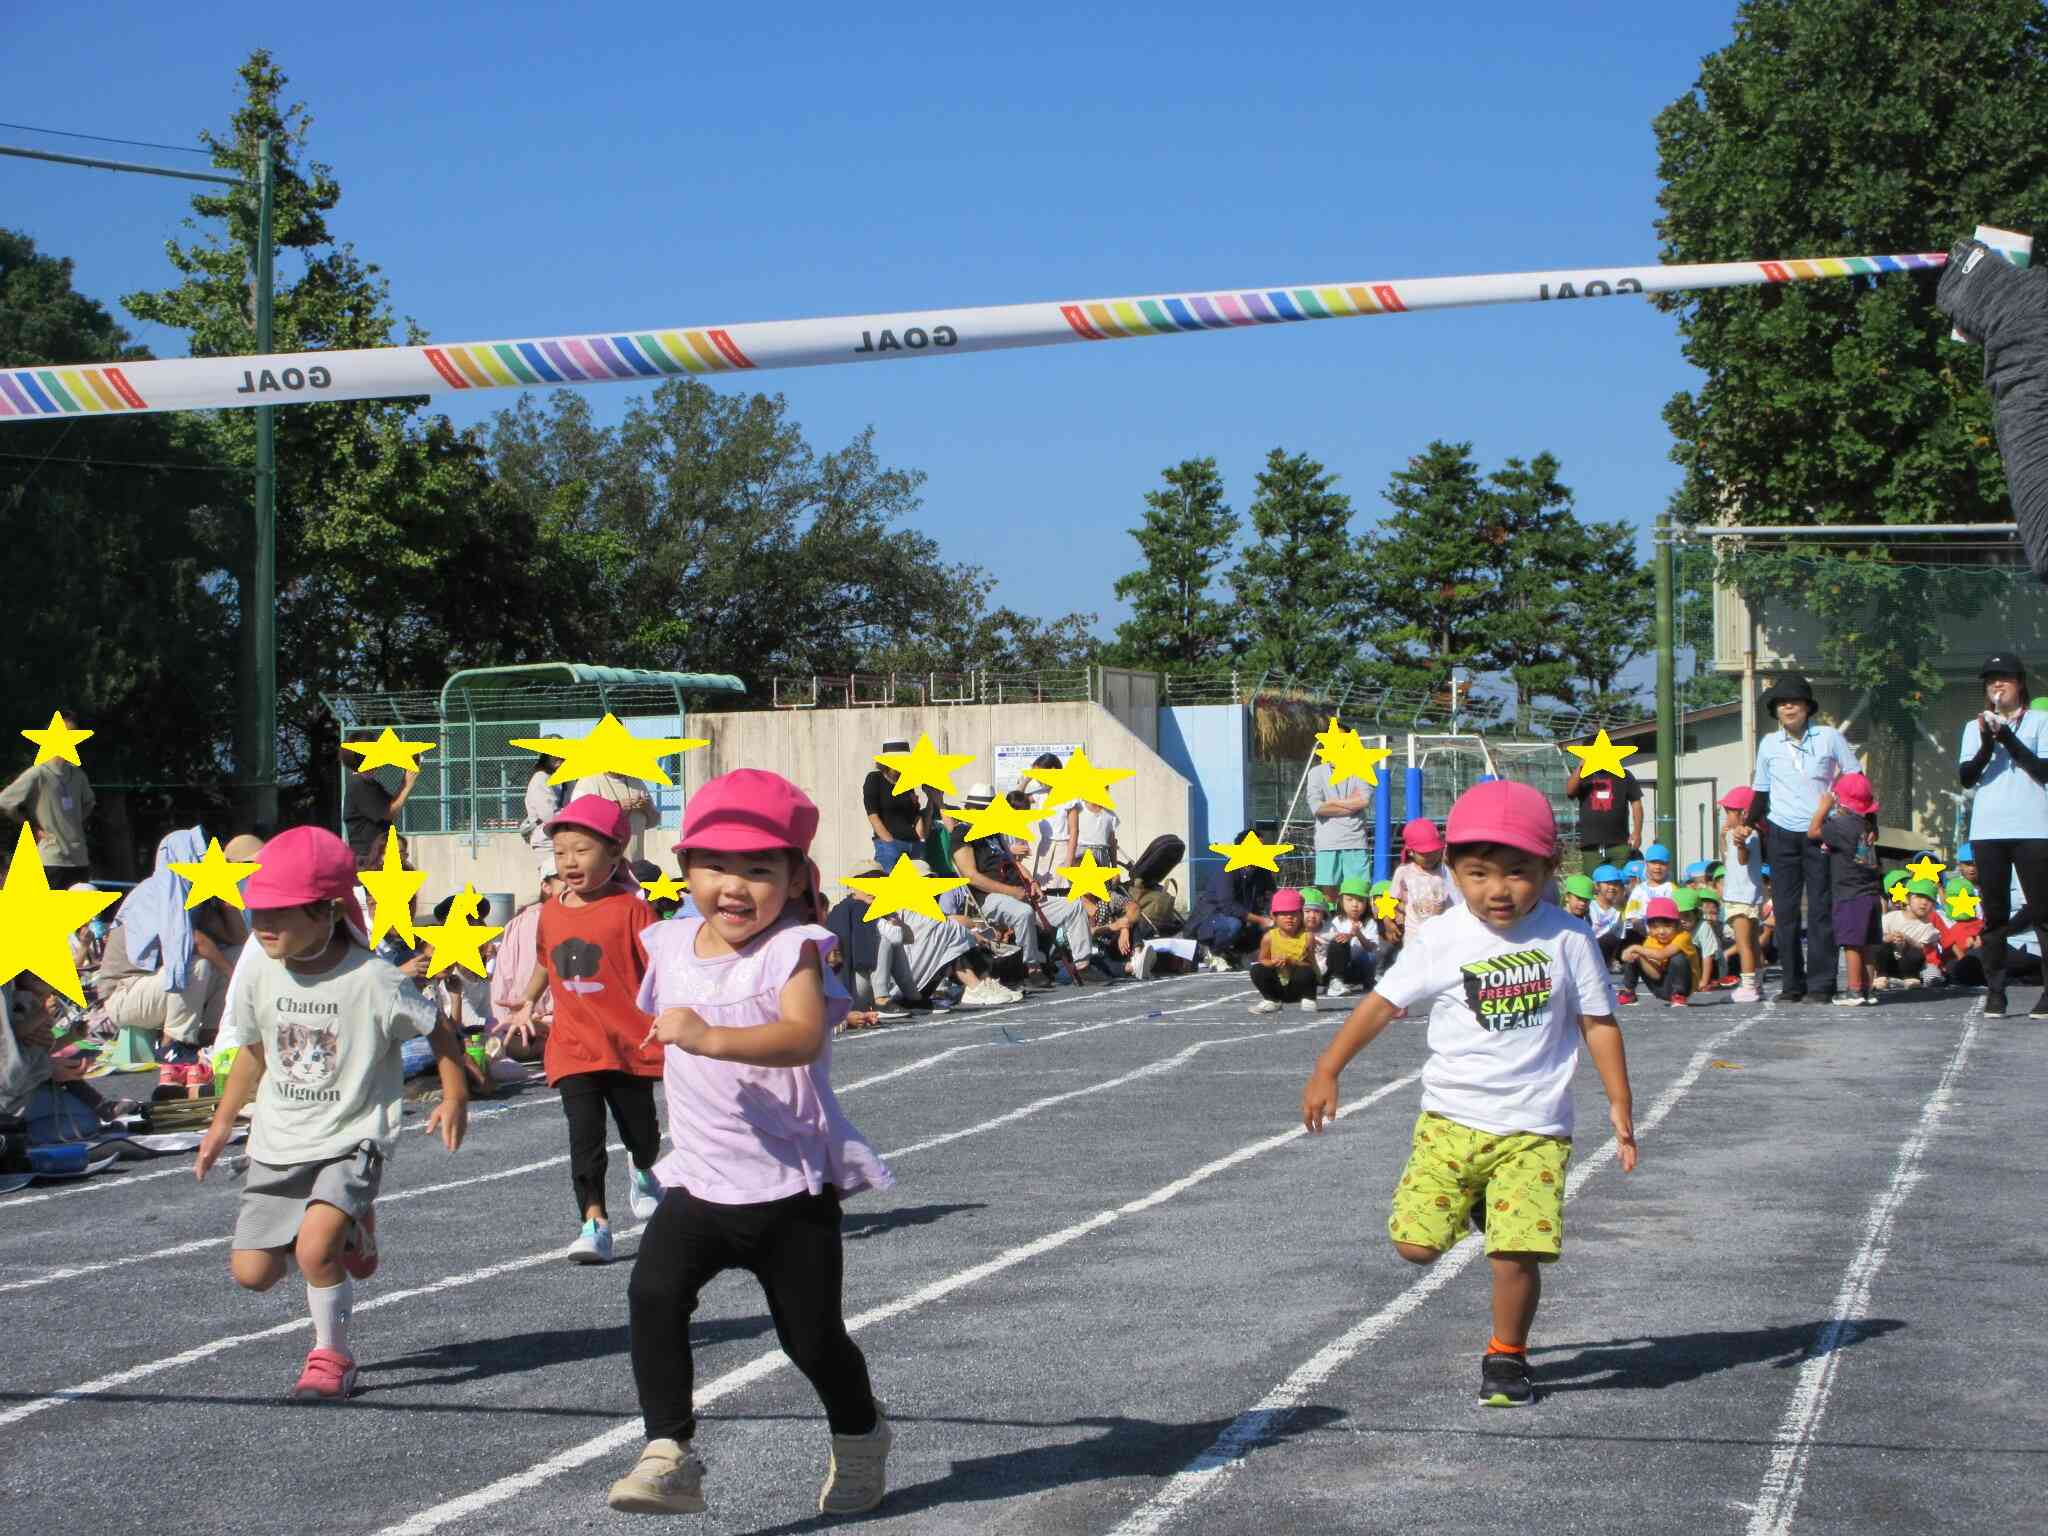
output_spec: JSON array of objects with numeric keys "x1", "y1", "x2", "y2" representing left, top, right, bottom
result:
[{"x1": 232, "y1": 1143, "x2": 384, "y2": 1252}]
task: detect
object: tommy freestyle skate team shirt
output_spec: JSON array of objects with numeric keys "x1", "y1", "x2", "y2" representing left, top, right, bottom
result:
[
  {"x1": 1374, "y1": 903, "x2": 1614, "y2": 1139},
  {"x1": 223, "y1": 942, "x2": 438, "y2": 1165}
]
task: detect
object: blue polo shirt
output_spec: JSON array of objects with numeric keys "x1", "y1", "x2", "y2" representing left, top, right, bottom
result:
[
  {"x1": 1751, "y1": 724, "x2": 1862, "y2": 833},
  {"x1": 1960, "y1": 711, "x2": 2048, "y2": 841}
]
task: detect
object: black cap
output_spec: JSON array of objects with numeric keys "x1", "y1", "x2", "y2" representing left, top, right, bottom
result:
[
  {"x1": 1980, "y1": 653, "x2": 2027, "y2": 681},
  {"x1": 1762, "y1": 673, "x2": 1818, "y2": 707}
]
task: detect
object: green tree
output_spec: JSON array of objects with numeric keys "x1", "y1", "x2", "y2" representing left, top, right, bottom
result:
[
  {"x1": 123, "y1": 51, "x2": 559, "y2": 819},
  {"x1": 1103, "y1": 457, "x2": 1238, "y2": 669},
  {"x1": 1675, "y1": 544, "x2": 1741, "y2": 712},
  {"x1": 1228, "y1": 448, "x2": 1366, "y2": 681},
  {"x1": 0, "y1": 229, "x2": 237, "y2": 829},
  {"x1": 1653, "y1": 0, "x2": 2048, "y2": 709}
]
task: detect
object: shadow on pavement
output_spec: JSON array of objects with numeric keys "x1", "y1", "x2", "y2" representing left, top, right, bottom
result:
[
  {"x1": 1531, "y1": 1317, "x2": 1906, "y2": 1393},
  {"x1": 843, "y1": 1202, "x2": 987, "y2": 1241},
  {"x1": 361, "y1": 1316, "x2": 772, "y2": 1393}
]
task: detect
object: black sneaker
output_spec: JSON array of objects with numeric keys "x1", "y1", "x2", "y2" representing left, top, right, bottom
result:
[
  {"x1": 1479, "y1": 1351, "x2": 1533, "y2": 1407},
  {"x1": 1774, "y1": 988, "x2": 1804, "y2": 1004},
  {"x1": 2030, "y1": 995, "x2": 2048, "y2": 1020},
  {"x1": 1984, "y1": 991, "x2": 2009, "y2": 1017}
]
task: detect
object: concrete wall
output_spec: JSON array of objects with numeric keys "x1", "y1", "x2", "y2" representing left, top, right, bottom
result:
[{"x1": 1158, "y1": 704, "x2": 1248, "y2": 888}]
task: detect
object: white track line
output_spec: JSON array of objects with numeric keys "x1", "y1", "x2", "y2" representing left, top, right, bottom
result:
[
  {"x1": 1108, "y1": 1014, "x2": 1765, "y2": 1536},
  {"x1": 370, "y1": 1069, "x2": 1427, "y2": 1536},
  {"x1": 0, "y1": 1220, "x2": 645, "y2": 1429},
  {"x1": 1744, "y1": 1017, "x2": 1980, "y2": 1536}
]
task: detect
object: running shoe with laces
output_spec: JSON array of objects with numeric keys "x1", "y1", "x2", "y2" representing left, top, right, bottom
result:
[
  {"x1": 567, "y1": 1218, "x2": 614, "y2": 1265},
  {"x1": 289, "y1": 1346, "x2": 358, "y2": 1402},
  {"x1": 1326, "y1": 979, "x2": 1350, "y2": 998},
  {"x1": 1131, "y1": 944, "x2": 1156, "y2": 981},
  {"x1": 608, "y1": 1438, "x2": 707, "y2": 1515},
  {"x1": 1831, "y1": 992, "x2": 1866, "y2": 1007},
  {"x1": 1299, "y1": 997, "x2": 1319, "y2": 1012},
  {"x1": 1251, "y1": 999, "x2": 1282, "y2": 1015},
  {"x1": 1669, "y1": 995, "x2": 1689, "y2": 1008},
  {"x1": 341, "y1": 1208, "x2": 379, "y2": 1281},
  {"x1": 1479, "y1": 1350, "x2": 1533, "y2": 1407},
  {"x1": 872, "y1": 999, "x2": 911, "y2": 1021},
  {"x1": 629, "y1": 1168, "x2": 663, "y2": 1222},
  {"x1": 1731, "y1": 983, "x2": 1762, "y2": 1003},
  {"x1": 1985, "y1": 991, "x2": 2009, "y2": 1017},
  {"x1": 819, "y1": 1402, "x2": 892, "y2": 1515}
]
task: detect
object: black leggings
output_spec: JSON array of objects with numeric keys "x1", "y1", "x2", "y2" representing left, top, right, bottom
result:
[
  {"x1": 1250, "y1": 962, "x2": 1319, "y2": 1002},
  {"x1": 1968, "y1": 838, "x2": 2048, "y2": 994},
  {"x1": 558, "y1": 1071, "x2": 661, "y2": 1221},
  {"x1": 627, "y1": 1186, "x2": 876, "y2": 1443}
]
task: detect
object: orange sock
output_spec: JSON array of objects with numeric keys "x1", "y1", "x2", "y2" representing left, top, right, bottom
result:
[{"x1": 1486, "y1": 1336, "x2": 1526, "y2": 1356}]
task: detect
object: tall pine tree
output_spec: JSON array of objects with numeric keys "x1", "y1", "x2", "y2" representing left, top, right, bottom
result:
[
  {"x1": 1104, "y1": 457, "x2": 1238, "y2": 669},
  {"x1": 1355, "y1": 441, "x2": 1499, "y2": 696},
  {"x1": 1228, "y1": 449, "x2": 1367, "y2": 681}
]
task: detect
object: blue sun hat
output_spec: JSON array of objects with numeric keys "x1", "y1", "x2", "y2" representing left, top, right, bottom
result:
[
  {"x1": 1957, "y1": 842, "x2": 1975, "y2": 862},
  {"x1": 1591, "y1": 863, "x2": 1622, "y2": 885},
  {"x1": 1622, "y1": 859, "x2": 1646, "y2": 881},
  {"x1": 1683, "y1": 860, "x2": 1710, "y2": 880},
  {"x1": 1643, "y1": 843, "x2": 1673, "y2": 864}
]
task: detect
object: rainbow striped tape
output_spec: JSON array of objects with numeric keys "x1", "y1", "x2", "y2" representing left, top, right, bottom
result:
[{"x1": 0, "y1": 249, "x2": 1954, "y2": 421}]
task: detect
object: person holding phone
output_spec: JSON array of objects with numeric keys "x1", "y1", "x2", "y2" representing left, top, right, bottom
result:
[{"x1": 1957, "y1": 654, "x2": 2048, "y2": 1017}]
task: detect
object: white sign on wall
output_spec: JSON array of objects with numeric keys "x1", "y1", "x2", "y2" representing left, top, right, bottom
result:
[{"x1": 992, "y1": 742, "x2": 1085, "y2": 795}]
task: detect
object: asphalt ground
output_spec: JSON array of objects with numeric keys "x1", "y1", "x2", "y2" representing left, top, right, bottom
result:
[{"x1": 1, "y1": 968, "x2": 2040, "y2": 1535}]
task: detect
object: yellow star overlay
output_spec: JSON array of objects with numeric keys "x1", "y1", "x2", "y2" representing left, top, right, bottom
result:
[
  {"x1": 168, "y1": 837, "x2": 263, "y2": 911},
  {"x1": 510, "y1": 713, "x2": 707, "y2": 787},
  {"x1": 1209, "y1": 829, "x2": 1293, "y2": 874},
  {"x1": 0, "y1": 825, "x2": 117, "y2": 1005},
  {"x1": 1946, "y1": 887, "x2": 1982, "y2": 921},
  {"x1": 957, "y1": 794, "x2": 1047, "y2": 845},
  {"x1": 22, "y1": 711, "x2": 93, "y2": 767},
  {"x1": 1026, "y1": 748, "x2": 1135, "y2": 813},
  {"x1": 1374, "y1": 892, "x2": 1402, "y2": 921},
  {"x1": 1885, "y1": 879, "x2": 1908, "y2": 903},
  {"x1": 1565, "y1": 729, "x2": 1636, "y2": 780},
  {"x1": 1904, "y1": 854, "x2": 1946, "y2": 886},
  {"x1": 416, "y1": 885, "x2": 505, "y2": 979},
  {"x1": 341, "y1": 726, "x2": 438, "y2": 773},
  {"x1": 358, "y1": 829, "x2": 428, "y2": 949},
  {"x1": 845, "y1": 854, "x2": 968, "y2": 922},
  {"x1": 1314, "y1": 717, "x2": 1391, "y2": 788},
  {"x1": 640, "y1": 870, "x2": 686, "y2": 903},
  {"x1": 1058, "y1": 851, "x2": 1119, "y2": 902},
  {"x1": 875, "y1": 734, "x2": 977, "y2": 799}
]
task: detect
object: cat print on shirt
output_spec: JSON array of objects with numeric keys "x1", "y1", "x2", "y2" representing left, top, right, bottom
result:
[{"x1": 275, "y1": 1017, "x2": 341, "y2": 1088}]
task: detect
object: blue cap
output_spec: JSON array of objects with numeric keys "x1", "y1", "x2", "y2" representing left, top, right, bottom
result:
[
  {"x1": 1623, "y1": 859, "x2": 1645, "y2": 879},
  {"x1": 1644, "y1": 843, "x2": 1672, "y2": 863},
  {"x1": 1591, "y1": 863, "x2": 1622, "y2": 884},
  {"x1": 1684, "y1": 860, "x2": 1710, "y2": 878},
  {"x1": 1761, "y1": 863, "x2": 1771, "y2": 876},
  {"x1": 1958, "y1": 842, "x2": 1974, "y2": 861}
]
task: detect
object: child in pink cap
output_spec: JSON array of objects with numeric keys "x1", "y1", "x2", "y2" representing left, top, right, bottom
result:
[
  {"x1": 504, "y1": 794, "x2": 666, "y2": 1265},
  {"x1": 1302, "y1": 779, "x2": 1635, "y2": 1409},
  {"x1": 194, "y1": 826, "x2": 469, "y2": 1403},
  {"x1": 1718, "y1": 786, "x2": 1765, "y2": 1001},
  {"x1": 1812, "y1": 772, "x2": 1882, "y2": 1006},
  {"x1": 607, "y1": 769, "x2": 893, "y2": 1520},
  {"x1": 1388, "y1": 816, "x2": 1454, "y2": 933}
]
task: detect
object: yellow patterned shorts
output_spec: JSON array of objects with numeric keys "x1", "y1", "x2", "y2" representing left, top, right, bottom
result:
[{"x1": 1387, "y1": 1112, "x2": 1572, "y2": 1260}]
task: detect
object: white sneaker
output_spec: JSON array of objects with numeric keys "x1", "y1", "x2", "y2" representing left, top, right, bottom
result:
[
  {"x1": 1132, "y1": 944, "x2": 1156, "y2": 981},
  {"x1": 1206, "y1": 954, "x2": 1234, "y2": 974},
  {"x1": 629, "y1": 1168, "x2": 663, "y2": 1222},
  {"x1": 1325, "y1": 980, "x2": 1350, "y2": 998},
  {"x1": 1831, "y1": 993, "x2": 1866, "y2": 1008},
  {"x1": 567, "y1": 1219, "x2": 614, "y2": 1265},
  {"x1": 1300, "y1": 997, "x2": 1319, "y2": 1013},
  {"x1": 1251, "y1": 999, "x2": 1282, "y2": 1014},
  {"x1": 819, "y1": 1402, "x2": 891, "y2": 1515},
  {"x1": 872, "y1": 998, "x2": 910, "y2": 1020},
  {"x1": 608, "y1": 1438, "x2": 706, "y2": 1514}
]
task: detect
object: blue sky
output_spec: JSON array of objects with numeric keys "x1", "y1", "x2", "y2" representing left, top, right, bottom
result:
[{"x1": 5, "y1": 1, "x2": 1748, "y2": 661}]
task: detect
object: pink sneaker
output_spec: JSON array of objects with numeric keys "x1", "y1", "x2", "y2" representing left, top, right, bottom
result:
[
  {"x1": 1731, "y1": 983, "x2": 1762, "y2": 1003},
  {"x1": 289, "y1": 1347, "x2": 358, "y2": 1402},
  {"x1": 1669, "y1": 995, "x2": 1690, "y2": 1008},
  {"x1": 342, "y1": 1208, "x2": 379, "y2": 1281},
  {"x1": 1615, "y1": 991, "x2": 1638, "y2": 1006}
]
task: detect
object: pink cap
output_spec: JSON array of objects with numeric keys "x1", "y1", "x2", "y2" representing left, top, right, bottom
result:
[
  {"x1": 1833, "y1": 772, "x2": 1879, "y2": 817},
  {"x1": 675, "y1": 769, "x2": 820, "y2": 855},
  {"x1": 1645, "y1": 896, "x2": 1680, "y2": 922},
  {"x1": 1270, "y1": 888, "x2": 1304, "y2": 914},
  {"x1": 1401, "y1": 817, "x2": 1445, "y2": 854},
  {"x1": 242, "y1": 826, "x2": 367, "y2": 931},
  {"x1": 1443, "y1": 780, "x2": 1556, "y2": 860},
  {"x1": 545, "y1": 794, "x2": 629, "y2": 845},
  {"x1": 1718, "y1": 785, "x2": 1755, "y2": 811}
]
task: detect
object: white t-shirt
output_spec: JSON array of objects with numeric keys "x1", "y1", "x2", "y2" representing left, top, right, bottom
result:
[
  {"x1": 224, "y1": 943, "x2": 438, "y2": 1165},
  {"x1": 1374, "y1": 903, "x2": 1612, "y2": 1138},
  {"x1": 1588, "y1": 901, "x2": 1623, "y2": 940},
  {"x1": 1622, "y1": 880, "x2": 1675, "y2": 928},
  {"x1": 1722, "y1": 829, "x2": 1762, "y2": 905}
]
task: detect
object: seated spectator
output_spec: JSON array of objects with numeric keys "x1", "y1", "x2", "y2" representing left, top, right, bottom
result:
[
  {"x1": 1189, "y1": 831, "x2": 1277, "y2": 965},
  {"x1": 3, "y1": 976, "x2": 134, "y2": 1133},
  {"x1": 1586, "y1": 864, "x2": 1626, "y2": 966},
  {"x1": 95, "y1": 827, "x2": 245, "y2": 1097},
  {"x1": 826, "y1": 859, "x2": 1018, "y2": 1018},
  {"x1": 863, "y1": 740, "x2": 927, "y2": 867},
  {"x1": 1322, "y1": 877, "x2": 1376, "y2": 996},
  {"x1": 1249, "y1": 889, "x2": 1319, "y2": 1013},
  {"x1": 952, "y1": 783, "x2": 1097, "y2": 989},
  {"x1": 493, "y1": 873, "x2": 559, "y2": 1061},
  {"x1": 1091, "y1": 872, "x2": 1185, "y2": 978},
  {"x1": 1617, "y1": 896, "x2": 1696, "y2": 1006},
  {"x1": 1877, "y1": 878, "x2": 1947, "y2": 989}
]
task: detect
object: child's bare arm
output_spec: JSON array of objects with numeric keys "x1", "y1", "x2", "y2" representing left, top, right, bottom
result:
[
  {"x1": 651, "y1": 945, "x2": 832, "y2": 1067},
  {"x1": 1579, "y1": 1014, "x2": 1636, "y2": 1171},
  {"x1": 1302, "y1": 994, "x2": 1401, "y2": 1131},
  {"x1": 423, "y1": 1018, "x2": 469, "y2": 1151},
  {"x1": 195, "y1": 1043, "x2": 265, "y2": 1180}
]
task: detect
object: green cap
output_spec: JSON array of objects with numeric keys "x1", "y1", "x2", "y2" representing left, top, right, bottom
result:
[
  {"x1": 1672, "y1": 888, "x2": 1701, "y2": 913},
  {"x1": 1339, "y1": 875, "x2": 1371, "y2": 899},
  {"x1": 1905, "y1": 877, "x2": 1940, "y2": 898},
  {"x1": 1946, "y1": 876, "x2": 1977, "y2": 897},
  {"x1": 1561, "y1": 874, "x2": 1596, "y2": 900},
  {"x1": 2032, "y1": 697, "x2": 2048, "y2": 712},
  {"x1": 1882, "y1": 868, "x2": 1908, "y2": 895},
  {"x1": 1370, "y1": 879, "x2": 1392, "y2": 897},
  {"x1": 1300, "y1": 887, "x2": 1329, "y2": 908}
]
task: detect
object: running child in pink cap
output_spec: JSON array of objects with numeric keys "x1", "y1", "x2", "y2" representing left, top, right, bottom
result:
[
  {"x1": 503, "y1": 794, "x2": 666, "y2": 1264},
  {"x1": 607, "y1": 769, "x2": 894, "y2": 1519},
  {"x1": 1301, "y1": 779, "x2": 1635, "y2": 1408},
  {"x1": 194, "y1": 826, "x2": 469, "y2": 1403},
  {"x1": 1387, "y1": 816, "x2": 1454, "y2": 932}
]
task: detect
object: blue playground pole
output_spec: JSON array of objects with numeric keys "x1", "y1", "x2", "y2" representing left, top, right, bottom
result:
[
  {"x1": 1373, "y1": 774, "x2": 1393, "y2": 880},
  {"x1": 1404, "y1": 766, "x2": 1424, "y2": 826}
]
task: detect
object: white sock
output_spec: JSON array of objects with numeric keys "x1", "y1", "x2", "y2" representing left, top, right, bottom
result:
[
  {"x1": 1741, "y1": 972, "x2": 1757, "y2": 988},
  {"x1": 308, "y1": 1276, "x2": 353, "y2": 1355}
]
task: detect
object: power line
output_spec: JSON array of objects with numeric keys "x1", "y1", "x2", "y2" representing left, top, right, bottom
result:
[{"x1": 0, "y1": 119, "x2": 211, "y2": 157}]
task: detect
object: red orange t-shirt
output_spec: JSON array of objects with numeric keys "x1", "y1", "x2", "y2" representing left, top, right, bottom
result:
[{"x1": 535, "y1": 888, "x2": 662, "y2": 1083}]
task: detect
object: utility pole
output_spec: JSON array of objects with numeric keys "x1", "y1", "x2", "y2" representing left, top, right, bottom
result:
[{"x1": 1655, "y1": 512, "x2": 1678, "y2": 856}]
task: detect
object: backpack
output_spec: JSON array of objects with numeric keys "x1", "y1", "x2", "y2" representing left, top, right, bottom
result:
[{"x1": 1126, "y1": 834, "x2": 1185, "y2": 888}]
